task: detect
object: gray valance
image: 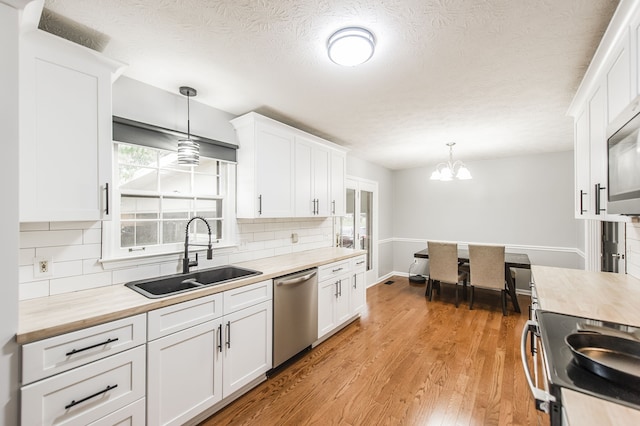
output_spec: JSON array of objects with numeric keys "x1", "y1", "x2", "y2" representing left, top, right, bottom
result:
[{"x1": 113, "y1": 116, "x2": 237, "y2": 163}]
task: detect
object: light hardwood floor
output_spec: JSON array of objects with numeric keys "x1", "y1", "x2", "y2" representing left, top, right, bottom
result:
[{"x1": 200, "y1": 276, "x2": 546, "y2": 425}]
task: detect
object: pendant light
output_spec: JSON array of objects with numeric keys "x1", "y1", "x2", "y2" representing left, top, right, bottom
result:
[
  {"x1": 430, "y1": 142, "x2": 472, "y2": 181},
  {"x1": 178, "y1": 86, "x2": 199, "y2": 165}
]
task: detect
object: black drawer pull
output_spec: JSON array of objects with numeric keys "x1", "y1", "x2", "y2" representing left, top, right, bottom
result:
[
  {"x1": 65, "y1": 384, "x2": 118, "y2": 410},
  {"x1": 65, "y1": 338, "x2": 119, "y2": 356}
]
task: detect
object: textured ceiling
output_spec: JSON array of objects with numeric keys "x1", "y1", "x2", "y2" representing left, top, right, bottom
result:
[{"x1": 41, "y1": 0, "x2": 618, "y2": 170}]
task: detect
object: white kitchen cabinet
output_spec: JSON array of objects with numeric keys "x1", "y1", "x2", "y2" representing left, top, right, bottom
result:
[
  {"x1": 22, "y1": 345, "x2": 146, "y2": 426},
  {"x1": 19, "y1": 30, "x2": 124, "y2": 222},
  {"x1": 575, "y1": 107, "x2": 591, "y2": 218},
  {"x1": 231, "y1": 113, "x2": 295, "y2": 218},
  {"x1": 232, "y1": 112, "x2": 347, "y2": 219},
  {"x1": 317, "y1": 259, "x2": 358, "y2": 339},
  {"x1": 146, "y1": 280, "x2": 272, "y2": 425},
  {"x1": 589, "y1": 86, "x2": 609, "y2": 218},
  {"x1": 350, "y1": 255, "x2": 367, "y2": 315},
  {"x1": 295, "y1": 136, "x2": 331, "y2": 217},
  {"x1": 330, "y1": 151, "x2": 347, "y2": 216},
  {"x1": 607, "y1": 29, "x2": 631, "y2": 124},
  {"x1": 87, "y1": 398, "x2": 146, "y2": 426}
]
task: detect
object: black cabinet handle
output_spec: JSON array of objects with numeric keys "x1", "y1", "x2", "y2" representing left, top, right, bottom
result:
[
  {"x1": 65, "y1": 338, "x2": 119, "y2": 356},
  {"x1": 596, "y1": 183, "x2": 606, "y2": 214},
  {"x1": 258, "y1": 195, "x2": 262, "y2": 215},
  {"x1": 353, "y1": 274, "x2": 357, "y2": 289},
  {"x1": 226, "y1": 321, "x2": 231, "y2": 349},
  {"x1": 579, "y1": 190, "x2": 587, "y2": 214},
  {"x1": 65, "y1": 384, "x2": 118, "y2": 410},
  {"x1": 332, "y1": 200, "x2": 336, "y2": 215},
  {"x1": 217, "y1": 323, "x2": 222, "y2": 353},
  {"x1": 335, "y1": 281, "x2": 339, "y2": 298},
  {"x1": 105, "y1": 182, "x2": 110, "y2": 215}
]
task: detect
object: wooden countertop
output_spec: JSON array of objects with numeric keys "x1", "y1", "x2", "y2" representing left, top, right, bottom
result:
[
  {"x1": 531, "y1": 265, "x2": 640, "y2": 327},
  {"x1": 17, "y1": 247, "x2": 366, "y2": 344},
  {"x1": 532, "y1": 265, "x2": 640, "y2": 424},
  {"x1": 562, "y1": 389, "x2": 640, "y2": 426}
]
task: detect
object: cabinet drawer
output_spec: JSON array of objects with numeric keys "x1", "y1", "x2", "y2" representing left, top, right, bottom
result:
[
  {"x1": 22, "y1": 314, "x2": 146, "y2": 384},
  {"x1": 351, "y1": 255, "x2": 366, "y2": 272},
  {"x1": 224, "y1": 280, "x2": 273, "y2": 315},
  {"x1": 21, "y1": 345, "x2": 146, "y2": 426},
  {"x1": 148, "y1": 293, "x2": 223, "y2": 341},
  {"x1": 87, "y1": 398, "x2": 145, "y2": 426},
  {"x1": 318, "y1": 260, "x2": 350, "y2": 282}
]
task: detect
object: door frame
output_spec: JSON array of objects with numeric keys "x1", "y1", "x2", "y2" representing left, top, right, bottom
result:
[{"x1": 346, "y1": 176, "x2": 378, "y2": 287}]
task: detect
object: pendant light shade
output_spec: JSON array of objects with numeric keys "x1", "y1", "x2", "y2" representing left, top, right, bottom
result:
[
  {"x1": 327, "y1": 27, "x2": 375, "y2": 66},
  {"x1": 430, "y1": 142, "x2": 472, "y2": 181},
  {"x1": 178, "y1": 86, "x2": 199, "y2": 165}
]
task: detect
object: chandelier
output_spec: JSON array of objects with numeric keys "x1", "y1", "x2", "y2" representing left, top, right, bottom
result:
[{"x1": 430, "y1": 142, "x2": 472, "y2": 181}]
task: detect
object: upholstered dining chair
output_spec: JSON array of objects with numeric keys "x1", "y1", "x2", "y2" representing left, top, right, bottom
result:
[
  {"x1": 426, "y1": 241, "x2": 468, "y2": 308},
  {"x1": 468, "y1": 244, "x2": 507, "y2": 315}
]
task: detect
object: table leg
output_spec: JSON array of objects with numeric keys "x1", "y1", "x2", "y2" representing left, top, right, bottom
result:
[{"x1": 505, "y1": 265, "x2": 521, "y2": 313}]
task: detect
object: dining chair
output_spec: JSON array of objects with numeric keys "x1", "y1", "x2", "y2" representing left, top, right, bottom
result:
[
  {"x1": 468, "y1": 244, "x2": 507, "y2": 315},
  {"x1": 426, "y1": 241, "x2": 468, "y2": 308}
]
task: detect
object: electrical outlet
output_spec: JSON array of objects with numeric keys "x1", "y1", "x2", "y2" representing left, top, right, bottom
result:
[{"x1": 33, "y1": 256, "x2": 53, "y2": 278}]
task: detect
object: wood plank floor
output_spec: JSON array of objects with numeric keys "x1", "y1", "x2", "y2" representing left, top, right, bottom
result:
[{"x1": 200, "y1": 276, "x2": 547, "y2": 425}]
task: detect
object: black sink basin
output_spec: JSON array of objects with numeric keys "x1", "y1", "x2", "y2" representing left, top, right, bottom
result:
[{"x1": 125, "y1": 265, "x2": 262, "y2": 298}]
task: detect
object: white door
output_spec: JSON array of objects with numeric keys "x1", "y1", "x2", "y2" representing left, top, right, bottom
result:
[
  {"x1": 335, "y1": 275, "x2": 352, "y2": 324},
  {"x1": 317, "y1": 278, "x2": 338, "y2": 338},
  {"x1": 342, "y1": 177, "x2": 378, "y2": 286},
  {"x1": 350, "y1": 269, "x2": 366, "y2": 314}
]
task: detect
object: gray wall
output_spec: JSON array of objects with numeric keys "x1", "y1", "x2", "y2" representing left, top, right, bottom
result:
[
  {"x1": 1, "y1": 3, "x2": 20, "y2": 424},
  {"x1": 392, "y1": 151, "x2": 582, "y2": 290}
]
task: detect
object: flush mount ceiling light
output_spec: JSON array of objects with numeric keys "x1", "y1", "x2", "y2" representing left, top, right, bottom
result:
[
  {"x1": 327, "y1": 27, "x2": 376, "y2": 66},
  {"x1": 430, "y1": 142, "x2": 472, "y2": 181},
  {"x1": 178, "y1": 86, "x2": 199, "y2": 166}
]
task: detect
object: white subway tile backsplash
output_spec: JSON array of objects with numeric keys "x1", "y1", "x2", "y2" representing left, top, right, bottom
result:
[
  {"x1": 19, "y1": 249, "x2": 35, "y2": 266},
  {"x1": 37, "y1": 243, "x2": 101, "y2": 262},
  {"x1": 21, "y1": 230, "x2": 83, "y2": 248},
  {"x1": 19, "y1": 217, "x2": 337, "y2": 299},
  {"x1": 112, "y1": 264, "x2": 162, "y2": 285},
  {"x1": 83, "y1": 228, "x2": 102, "y2": 244},
  {"x1": 50, "y1": 221, "x2": 101, "y2": 231},
  {"x1": 20, "y1": 281, "x2": 50, "y2": 300},
  {"x1": 50, "y1": 272, "x2": 112, "y2": 295}
]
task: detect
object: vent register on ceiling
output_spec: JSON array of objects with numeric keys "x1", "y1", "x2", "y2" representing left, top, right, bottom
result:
[{"x1": 112, "y1": 116, "x2": 238, "y2": 163}]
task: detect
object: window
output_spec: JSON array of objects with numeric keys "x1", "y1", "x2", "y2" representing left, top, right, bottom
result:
[{"x1": 104, "y1": 142, "x2": 236, "y2": 259}]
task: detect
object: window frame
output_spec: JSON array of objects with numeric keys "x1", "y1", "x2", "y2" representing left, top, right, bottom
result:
[{"x1": 101, "y1": 142, "x2": 237, "y2": 262}]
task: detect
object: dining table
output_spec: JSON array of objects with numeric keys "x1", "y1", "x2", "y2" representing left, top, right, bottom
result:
[{"x1": 413, "y1": 248, "x2": 531, "y2": 313}]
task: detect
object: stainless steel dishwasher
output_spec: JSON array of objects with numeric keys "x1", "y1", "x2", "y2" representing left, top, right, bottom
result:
[{"x1": 273, "y1": 268, "x2": 318, "y2": 368}]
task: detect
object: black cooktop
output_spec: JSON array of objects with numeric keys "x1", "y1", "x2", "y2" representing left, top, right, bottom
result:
[{"x1": 537, "y1": 310, "x2": 640, "y2": 410}]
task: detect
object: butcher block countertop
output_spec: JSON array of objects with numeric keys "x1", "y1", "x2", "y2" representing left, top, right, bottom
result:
[
  {"x1": 531, "y1": 265, "x2": 640, "y2": 327},
  {"x1": 532, "y1": 265, "x2": 640, "y2": 424},
  {"x1": 17, "y1": 247, "x2": 366, "y2": 345}
]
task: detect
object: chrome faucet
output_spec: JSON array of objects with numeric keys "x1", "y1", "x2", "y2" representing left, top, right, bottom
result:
[{"x1": 183, "y1": 216, "x2": 213, "y2": 274}]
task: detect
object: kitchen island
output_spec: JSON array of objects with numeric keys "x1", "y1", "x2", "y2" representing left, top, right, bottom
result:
[{"x1": 531, "y1": 265, "x2": 640, "y2": 425}]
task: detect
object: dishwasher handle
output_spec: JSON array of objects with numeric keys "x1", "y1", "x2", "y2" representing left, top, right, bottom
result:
[
  {"x1": 520, "y1": 320, "x2": 555, "y2": 413},
  {"x1": 276, "y1": 270, "x2": 317, "y2": 286}
]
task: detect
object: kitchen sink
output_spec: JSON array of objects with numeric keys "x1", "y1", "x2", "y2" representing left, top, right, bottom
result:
[{"x1": 125, "y1": 265, "x2": 262, "y2": 298}]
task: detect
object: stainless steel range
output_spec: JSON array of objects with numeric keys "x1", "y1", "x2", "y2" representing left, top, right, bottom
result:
[{"x1": 522, "y1": 310, "x2": 640, "y2": 425}]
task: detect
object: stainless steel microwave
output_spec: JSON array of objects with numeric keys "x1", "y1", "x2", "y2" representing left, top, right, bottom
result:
[{"x1": 607, "y1": 96, "x2": 640, "y2": 215}]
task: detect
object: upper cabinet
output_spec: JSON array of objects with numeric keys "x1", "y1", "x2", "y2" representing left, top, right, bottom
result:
[
  {"x1": 19, "y1": 30, "x2": 124, "y2": 222},
  {"x1": 231, "y1": 112, "x2": 347, "y2": 219},
  {"x1": 568, "y1": 1, "x2": 640, "y2": 222}
]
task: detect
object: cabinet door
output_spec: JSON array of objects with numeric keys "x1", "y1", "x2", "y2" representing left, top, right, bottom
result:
[
  {"x1": 255, "y1": 121, "x2": 295, "y2": 217},
  {"x1": 330, "y1": 151, "x2": 346, "y2": 216},
  {"x1": 589, "y1": 86, "x2": 608, "y2": 217},
  {"x1": 223, "y1": 301, "x2": 272, "y2": 396},
  {"x1": 607, "y1": 31, "x2": 631, "y2": 124},
  {"x1": 350, "y1": 270, "x2": 366, "y2": 315},
  {"x1": 313, "y1": 146, "x2": 331, "y2": 216},
  {"x1": 575, "y1": 108, "x2": 591, "y2": 218},
  {"x1": 294, "y1": 138, "x2": 314, "y2": 216},
  {"x1": 20, "y1": 31, "x2": 117, "y2": 222},
  {"x1": 318, "y1": 279, "x2": 338, "y2": 338},
  {"x1": 335, "y1": 275, "x2": 352, "y2": 325},
  {"x1": 147, "y1": 319, "x2": 223, "y2": 426}
]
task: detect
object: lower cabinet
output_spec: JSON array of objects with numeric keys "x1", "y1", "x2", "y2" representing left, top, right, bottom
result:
[
  {"x1": 146, "y1": 280, "x2": 273, "y2": 426},
  {"x1": 317, "y1": 256, "x2": 366, "y2": 340}
]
